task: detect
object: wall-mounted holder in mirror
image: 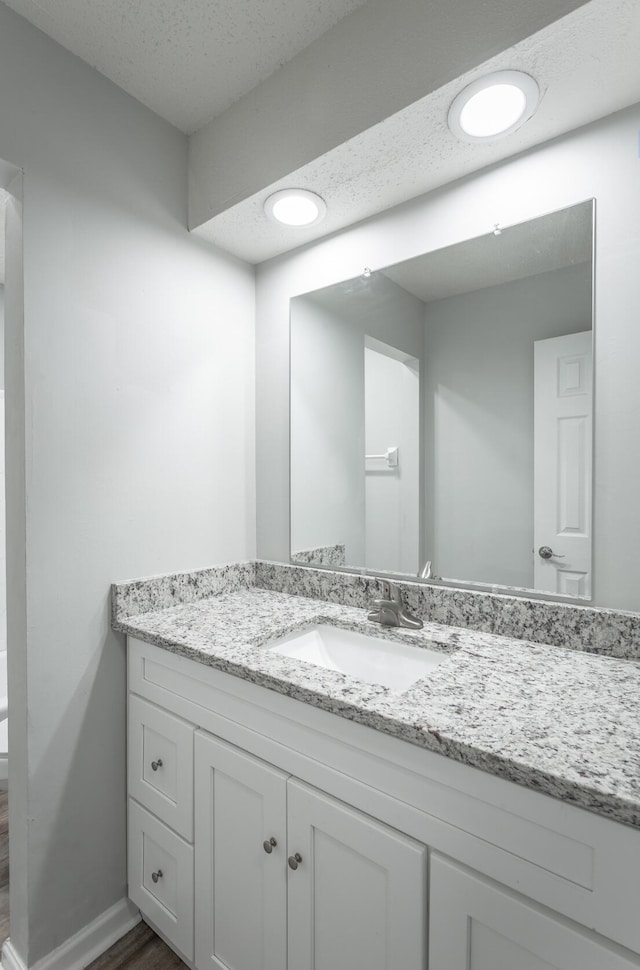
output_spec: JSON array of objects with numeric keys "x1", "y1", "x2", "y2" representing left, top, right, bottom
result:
[{"x1": 290, "y1": 199, "x2": 595, "y2": 601}]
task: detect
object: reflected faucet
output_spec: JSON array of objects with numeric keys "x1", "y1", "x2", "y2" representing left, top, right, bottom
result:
[
  {"x1": 418, "y1": 560, "x2": 440, "y2": 581},
  {"x1": 368, "y1": 581, "x2": 423, "y2": 630}
]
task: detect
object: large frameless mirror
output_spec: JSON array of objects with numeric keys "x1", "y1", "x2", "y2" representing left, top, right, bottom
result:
[{"x1": 290, "y1": 199, "x2": 594, "y2": 599}]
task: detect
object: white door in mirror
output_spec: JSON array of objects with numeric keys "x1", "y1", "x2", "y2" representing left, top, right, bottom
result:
[
  {"x1": 534, "y1": 331, "x2": 592, "y2": 597},
  {"x1": 268, "y1": 624, "x2": 447, "y2": 691}
]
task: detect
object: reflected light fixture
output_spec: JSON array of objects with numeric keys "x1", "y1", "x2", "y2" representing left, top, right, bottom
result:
[
  {"x1": 448, "y1": 71, "x2": 539, "y2": 142},
  {"x1": 264, "y1": 189, "x2": 327, "y2": 227}
]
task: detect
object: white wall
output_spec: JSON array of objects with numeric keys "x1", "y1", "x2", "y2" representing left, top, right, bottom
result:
[
  {"x1": 256, "y1": 100, "x2": 640, "y2": 612},
  {"x1": 424, "y1": 262, "x2": 591, "y2": 588},
  {"x1": 365, "y1": 345, "x2": 420, "y2": 575},
  {"x1": 291, "y1": 296, "x2": 365, "y2": 563},
  {"x1": 0, "y1": 5, "x2": 255, "y2": 965},
  {"x1": 290, "y1": 275, "x2": 424, "y2": 570},
  {"x1": 0, "y1": 286, "x2": 5, "y2": 652},
  {"x1": 0, "y1": 285, "x2": 5, "y2": 390}
]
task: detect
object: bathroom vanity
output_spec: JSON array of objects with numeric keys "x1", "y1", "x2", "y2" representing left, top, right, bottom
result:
[{"x1": 113, "y1": 564, "x2": 640, "y2": 970}]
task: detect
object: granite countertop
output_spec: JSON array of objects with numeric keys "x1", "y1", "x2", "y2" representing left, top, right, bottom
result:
[{"x1": 113, "y1": 581, "x2": 640, "y2": 829}]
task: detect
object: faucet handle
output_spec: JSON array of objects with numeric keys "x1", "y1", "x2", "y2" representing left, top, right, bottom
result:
[
  {"x1": 381, "y1": 580, "x2": 402, "y2": 604},
  {"x1": 368, "y1": 606, "x2": 400, "y2": 627}
]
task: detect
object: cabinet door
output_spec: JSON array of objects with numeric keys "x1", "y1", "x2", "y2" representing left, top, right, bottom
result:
[
  {"x1": 287, "y1": 780, "x2": 427, "y2": 970},
  {"x1": 430, "y1": 854, "x2": 640, "y2": 970},
  {"x1": 194, "y1": 731, "x2": 288, "y2": 970}
]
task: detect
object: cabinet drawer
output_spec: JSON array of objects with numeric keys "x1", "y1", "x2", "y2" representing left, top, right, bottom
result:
[
  {"x1": 129, "y1": 693, "x2": 195, "y2": 840},
  {"x1": 128, "y1": 799, "x2": 194, "y2": 963}
]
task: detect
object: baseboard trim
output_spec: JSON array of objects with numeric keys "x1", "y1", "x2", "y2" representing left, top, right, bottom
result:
[
  {"x1": 1, "y1": 897, "x2": 140, "y2": 970},
  {"x1": 1, "y1": 940, "x2": 23, "y2": 970}
]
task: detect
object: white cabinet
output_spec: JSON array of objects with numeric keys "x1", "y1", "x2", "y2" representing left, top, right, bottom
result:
[
  {"x1": 194, "y1": 731, "x2": 426, "y2": 970},
  {"x1": 194, "y1": 733, "x2": 288, "y2": 970},
  {"x1": 429, "y1": 854, "x2": 640, "y2": 970},
  {"x1": 287, "y1": 778, "x2": 426, "y2": 970},
  {"x1": 127, "y1": 692, "x2": 196, "y2": 963},
  {"x1": 129, "y1": 693, "x2": 194, "y2": 840},
  {"x1": 128, "y1": 799, "x2": 194, "y2": 962},
  {"x1": 127, "y1": 637, "x2": 640, "y2": 970}
]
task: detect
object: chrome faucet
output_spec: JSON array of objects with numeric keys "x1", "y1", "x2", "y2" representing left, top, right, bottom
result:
[{"x1": 368, "y1": 581, "x2": 423, "y2": 630}]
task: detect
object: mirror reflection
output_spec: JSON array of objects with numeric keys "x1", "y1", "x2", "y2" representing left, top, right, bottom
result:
[{"x1": 290, "y1": 200, "x2": 594, "y2": 599}]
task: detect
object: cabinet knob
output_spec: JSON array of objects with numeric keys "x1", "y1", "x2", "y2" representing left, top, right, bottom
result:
[
  {"x1": 151, "y1": 759, "x2": 163, "y2": 772},
  {"x1": 263, "y1": 837, "x2": 277, "y2": 854},
  {"x1": 288, "y1": 853, "x2": 302, "y2": 871},
  {"x1": 151, "y1": 869, "x2": 163, "y2": 884}
]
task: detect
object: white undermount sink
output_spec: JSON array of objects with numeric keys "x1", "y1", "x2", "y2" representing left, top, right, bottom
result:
[{"x1": 268, "y1": 624, "x2": 447, "y2": 692}]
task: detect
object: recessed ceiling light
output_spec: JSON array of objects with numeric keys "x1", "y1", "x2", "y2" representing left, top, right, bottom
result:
[
  {"x1": 448, "y1": 71, "x2": 539, "y2": 143},
  {"x1": 264, "y1": 189, "x2": 327, "y2": 227}
]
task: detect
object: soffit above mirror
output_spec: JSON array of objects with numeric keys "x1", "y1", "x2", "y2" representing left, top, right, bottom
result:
[
  {"x1": 192, "y1": 0, "x2": 639, "y2": 263},
  {"x1": 4, "y1": 0, "x2": 634, "y2": 267}
]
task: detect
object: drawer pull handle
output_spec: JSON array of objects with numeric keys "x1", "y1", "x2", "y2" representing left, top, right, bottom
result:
[
  {"x1": 288, "y1": 853, "x2": 302, "y2": 871},
  {"x1": 151, "y1": 869, "x2": 163, "y2": 884},
  {"x1": 151, "y1": 759, "x2": 163, "y2": 772},
  {"x1": 263, "y1": 837, "x2": 277, "y2": 854}
]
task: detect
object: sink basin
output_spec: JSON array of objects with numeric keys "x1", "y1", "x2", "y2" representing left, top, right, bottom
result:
[{"x1": 268, "y1": 624, "x2": 447, "y2": 691}]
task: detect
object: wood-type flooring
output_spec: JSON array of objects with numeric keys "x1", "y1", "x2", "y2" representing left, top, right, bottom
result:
[{"x1": 86, "y1": 921, "x2": 187, "y2": 969}]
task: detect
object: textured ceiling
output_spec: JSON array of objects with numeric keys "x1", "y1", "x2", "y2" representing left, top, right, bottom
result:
[
  {"x1": 299, "y1": 201, "x2": 592, "y2": 318},
  {"x1": 0, "y1": 0, "x2": 368, "y2": 133},
  {"x1": 0, "y1": 0, "x2": 637, "y2": 266},
  {"x1": 382, "y1": 201, "x2": 593, "y2": 304},
  {"x1": 194, "y1": 0, "x2": 640, "y2": 262}
]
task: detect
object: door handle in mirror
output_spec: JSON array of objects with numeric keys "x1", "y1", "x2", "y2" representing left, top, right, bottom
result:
[{"x1": 538, "y1": 546, "x2": 565, "y2": 560}]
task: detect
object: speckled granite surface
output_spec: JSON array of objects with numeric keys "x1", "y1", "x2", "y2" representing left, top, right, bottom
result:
[
  {"x1": 291, "y1": 544, "x2": 346, "y2": 567},
  {"x1": 112, "y1": 561, "x2": 256, "y2": 621},
  {"x1": 113, "y1": 569, "x2": 640, "y2": 829},
  {"x1": 256, "y1": 561, "x2": 640, "y2": 660}
]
